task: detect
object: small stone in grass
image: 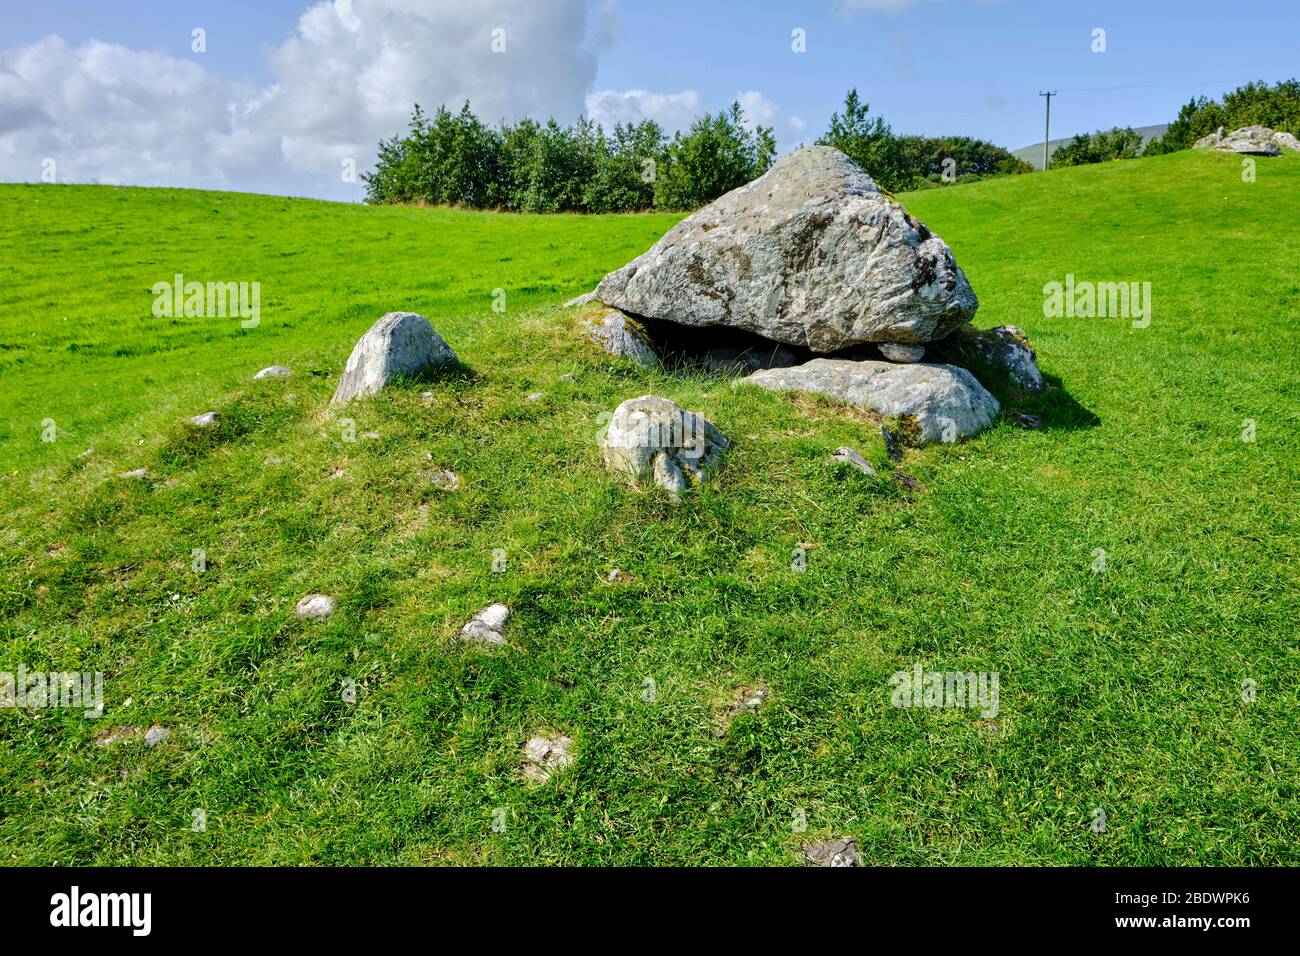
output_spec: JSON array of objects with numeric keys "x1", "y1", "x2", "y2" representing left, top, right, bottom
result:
[
  {"x1": 254, "y1": 365, "x2": 292, "y2": 380},
  {"x1": 143, "y1": 724, "x2": 171, "y2": 747},
  {"x1": 190, "y1": 411, "x2": 219, "y2": 427},
  {"x1": 459, "y1": 603, "x2": 510, "y2": 645},
  {"x1": 802, "y1": 837, "x2": 860, "y2": 867},
  {"x1": 522, "y1": 734, "x2": 574, "y2": 782},
  {"x1": 739, "y1": 688, "x2": 768, "y2": 710},
  {"x1": 94, "y1": 726, "x2": 140, "y2": 747},
  {"x1": 119, "y1": 468, "x2": 148, "y2": 480},
  {"x1": 607, "y1": 568, "x2": 631, "y2": 582},
  {"x1": 713, "y1": 685, "x2": 769, "y2": 737},
  {"x1": 893, "y1": 472, "x2": 925, "y2": 493},
  {"x1": 425, "y1": 468, "x2": 461, "y2": 491},
  {"x1": 294, "y1": 593, "x2": 336, "y2": 620},
  {"x1": 831, "y1": 446, "x2": 876, "y2": 476},
  {"x1": 525, "y1": 392, "x2": 545, "y2": 403},
  {"x1": 1006, "y1": 410, "x2": 1042, "y2": 429}
]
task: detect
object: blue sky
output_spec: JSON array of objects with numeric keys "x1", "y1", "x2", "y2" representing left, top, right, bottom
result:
[{"x1": 1, "y1": 0, "x2": 1295, "y2": 198}]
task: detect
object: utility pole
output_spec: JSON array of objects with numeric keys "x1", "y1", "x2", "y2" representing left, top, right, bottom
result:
[{"x1": 1039, "y1": 90, "x2": 1057, "y2": 171}]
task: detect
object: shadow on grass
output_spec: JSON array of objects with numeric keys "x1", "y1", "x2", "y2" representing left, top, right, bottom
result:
[
  {"x1": 932, "y1": 345, "x2": 1100, "y2": 433},
  {"x1": 1014, "y1": 373, "x2": 1101, "y2": 431},
  {"x1": 402, "y1": 361, "x2": 479, "y2": 391}
]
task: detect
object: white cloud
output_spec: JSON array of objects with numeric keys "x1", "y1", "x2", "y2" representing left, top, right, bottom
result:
[
  {"x1": 0, "y1": 35, "x2": 250, "y2": 188},
  {"x1": 0, "y1": 0, "x2": 604, "y2": 199},
  {"x1": 584, "y1": 88, "x2": 702, "y2": 133},
  {"x1": 0, "y1": 0, "x2": 811, "y2": 197},
  {"x1": 585, "y1": 88, "x2": 806, "y2": 153},
  {"x1": 736, "y1": 90, "x2": 808, "y2": 151}
]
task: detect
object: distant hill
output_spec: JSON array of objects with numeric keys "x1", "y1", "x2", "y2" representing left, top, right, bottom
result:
[{"x1": 1013, "y1": 123, "x2": 1168, "y2": 169}]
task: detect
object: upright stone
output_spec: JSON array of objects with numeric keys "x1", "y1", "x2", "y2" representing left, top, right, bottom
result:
[{"x1": 331, "y1": 312, "x2": 457, "y2": 404}]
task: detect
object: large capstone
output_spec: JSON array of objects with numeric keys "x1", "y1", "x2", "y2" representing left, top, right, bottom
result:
[
  {"x1": 593, "y1": 145, "x2": 978, "y2": 353},
  {"x1": 331, "y1": 312, "x2": 457, "y2": 404},
  {"x1": 601, "y1": 395, "x2": 730, "y2": 494},
  {"x1": 746, "y1": 358, "x2": 999, "y2": 443}
]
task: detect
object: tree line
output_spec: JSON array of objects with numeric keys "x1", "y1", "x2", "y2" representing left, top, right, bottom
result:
[
  {"x1": 363, "y1": 80, "x2": 1300, "y2": 209},
  {"x1": 362, "y1": 90, "x2": 1032, "y2": 211}
]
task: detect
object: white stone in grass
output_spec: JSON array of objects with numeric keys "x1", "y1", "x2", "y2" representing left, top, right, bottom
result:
[
  {"x1": 254, "y1": 365, "x2": 292, "y2": 379},
  {"x1": 459, "y1": 603, "x2": 510, "y2": 645},
  {"x1": 831, "y1": 446, "x2": 876, "y2": 476},
  {"x1": 601, "y1": 395, "x2": 730, "y2": 495},
  {"x1": 741, "y1": 688, "x2": 768, "y2": 710},
  {"x1": 747, "y1": 359, "x2": 999, "y2": 444},
  {"x1": 143, "y1": 724, "x2": 171, "y2": 746},
  {"x1": 119, "y1": 468, "x2": 148, "y2": 479},
  {"x1": 294, "y1": 593, "x2": 336, "y2": 620},
  {"x1": 522, "y1": 734, "x2": 574, "y2": 782},
  {"x1": 525, "y1": 392, "x2": 545, "y2": 403},
  {"x1": 331, "y1": 312, "x2": 457, "y2": 404},
  {"x1": 190, "y1": 411, "x2": 219, "y2": 427},
  {"x1": 425, "y1": 467, "x2": 461, "y2": 491}
]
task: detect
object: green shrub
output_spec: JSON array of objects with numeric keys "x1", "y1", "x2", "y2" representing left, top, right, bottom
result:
[
  {"x1": 817, "y1": 89, "x2": 906, "y2": 191},
  {"x1": 817, "y1": 90, "x2": 1030, "y2": 192},
  {"x1": 1050, "y1": 127, "x2": 1146, "y2": 168},
  {"x1": 653, "y1": 102, "x2": 775, "y2": 211}
]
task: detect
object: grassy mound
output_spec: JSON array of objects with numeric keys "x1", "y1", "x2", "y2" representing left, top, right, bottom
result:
[{"x1": 0, "y1": 150, "x2": 1296, "y2": 864}]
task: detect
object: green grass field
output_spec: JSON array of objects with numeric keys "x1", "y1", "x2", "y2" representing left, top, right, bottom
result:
[{"x1": 1, "y1": 149, "x2": 1296, "y2": 865}]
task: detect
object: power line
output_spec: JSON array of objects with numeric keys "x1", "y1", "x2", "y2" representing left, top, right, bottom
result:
[{"x1": 1052, "y1": 79, "x2": 1256, "y2": 94}]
